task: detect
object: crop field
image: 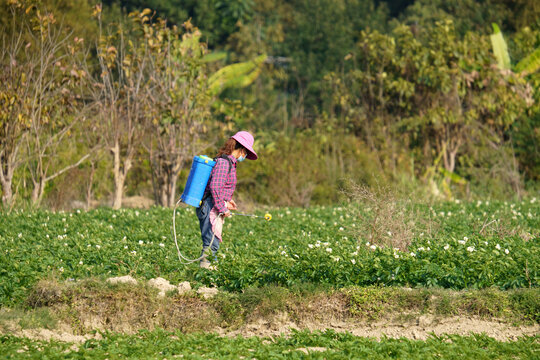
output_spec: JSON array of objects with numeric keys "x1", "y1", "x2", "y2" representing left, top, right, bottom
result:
[
  {"x1": 1, "y1": 199, "x2": 539, "y2": 305},
  {"x1": 1, "y1": 329, "x2": 539, "y2": 359},
  {"x1": 0, "y1": 199, "x2": 539, "y2": 358}
]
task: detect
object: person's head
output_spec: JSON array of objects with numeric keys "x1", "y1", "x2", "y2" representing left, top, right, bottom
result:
[
  {"x1": 216, "y1": 138, "x2": 247, "y2": 160},
  {"x1": 217, "y1": 131, "x2": 258, "y2": 161}
]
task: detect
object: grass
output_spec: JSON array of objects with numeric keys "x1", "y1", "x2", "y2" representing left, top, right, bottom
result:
[{"x1": 1, "y1": 329, "x2": 538, "y2": 359}]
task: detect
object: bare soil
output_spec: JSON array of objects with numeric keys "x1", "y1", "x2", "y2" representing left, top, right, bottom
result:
[
  {"x1": 217, "y1": 312, "x2": 539, "y2": 341},
  {"x1": 2, "y1": 310, "x2": 537, "y2": 343}
]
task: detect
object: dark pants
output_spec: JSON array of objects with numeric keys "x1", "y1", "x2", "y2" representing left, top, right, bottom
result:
[{"x1": 196, "y1": 196, "x2": 220, "y2": 261}]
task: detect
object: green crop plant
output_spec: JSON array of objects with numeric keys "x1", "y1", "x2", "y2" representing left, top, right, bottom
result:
[{"x1": 0, "y1": 199, "x2": 538, "y2": 306}]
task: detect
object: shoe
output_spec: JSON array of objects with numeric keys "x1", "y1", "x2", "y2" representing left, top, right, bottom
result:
[{"x1": 199, "y1": 259, "x2": 216, "y2": 270}]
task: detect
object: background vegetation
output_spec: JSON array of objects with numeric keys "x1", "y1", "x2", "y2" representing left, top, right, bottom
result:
[{"x1": 1, "y1": 0, "x2": 539, "y2": 210}]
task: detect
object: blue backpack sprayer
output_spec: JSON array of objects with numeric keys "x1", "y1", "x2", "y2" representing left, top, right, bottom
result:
[{"x1": 173, "y1": 155, "x2": 271, "y2": 264}]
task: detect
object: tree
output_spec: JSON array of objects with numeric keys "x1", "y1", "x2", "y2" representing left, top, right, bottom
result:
[
  {"x1": 324, "y1": 21, "x2": 531, "y2": 197},
  {"x1": 88, "y1": 5, "x2": 151, "y2": 209},
  {"x1": 0, "y1": 0, "x2": 90, "y2": 207}
]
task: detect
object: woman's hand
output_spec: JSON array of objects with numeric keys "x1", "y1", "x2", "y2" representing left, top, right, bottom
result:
[{"x1": 226, "y1": 199, "x2": 238, "y2": 211}]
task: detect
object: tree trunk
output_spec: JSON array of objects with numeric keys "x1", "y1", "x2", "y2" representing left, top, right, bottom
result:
[
  {"x1": 111, "y1": 140, "x2": 131, "y2": 210},
  {"x1": 0, "y1": 174, "x2": 13, "y2": 207},
  {"x1": 0, "y1": 155, "x2": 15, "y2": 207},
  {"x1": 167, "y1": 172, "x2": 179, "y2": 208},
  {"x1": 31, "y1": 178, "x2": 46, "y2": 206},
  {"x1": 86, "y1": 162, "x2": 96, "y2": 210}
]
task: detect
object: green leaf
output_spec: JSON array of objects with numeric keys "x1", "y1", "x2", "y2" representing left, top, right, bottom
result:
[
  {"x1": 202, "y1": 51, "x2": 227, "y2": 63},
  {"x1": 515, "y1": 46, "x2": 540, "y2": 75},
  {"x1": 490, "y1": 23, "x2": 511, "y2": 70},
  {"x1": 207, "y1": 54, "x2": 267, "y2": 96}
]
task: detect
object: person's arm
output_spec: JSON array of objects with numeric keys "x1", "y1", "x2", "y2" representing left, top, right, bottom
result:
[{"x1": 209, "y1": 159, "x2": 230, "y2": 214}]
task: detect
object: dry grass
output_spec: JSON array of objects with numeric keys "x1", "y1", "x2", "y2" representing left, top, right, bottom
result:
[
  {"x1": 11, "y1": 280, "x2": 538, "y2": 337},
  {"x1": 343, "y1": 182, "x2": 437, "y2": 251}
]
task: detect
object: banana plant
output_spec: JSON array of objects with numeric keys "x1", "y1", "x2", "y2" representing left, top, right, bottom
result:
[{"x1": 491, "y1": 23, "x2": 540, "y2": 75}]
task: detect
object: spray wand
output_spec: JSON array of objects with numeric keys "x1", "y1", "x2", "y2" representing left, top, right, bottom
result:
[{"x1": 232, "y1": 212, "x2": 272, "y2": 221}]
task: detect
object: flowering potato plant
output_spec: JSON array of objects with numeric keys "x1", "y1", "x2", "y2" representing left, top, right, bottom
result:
[{"x1": 0, "y1": 199, "x2": 538, "y2": 305}]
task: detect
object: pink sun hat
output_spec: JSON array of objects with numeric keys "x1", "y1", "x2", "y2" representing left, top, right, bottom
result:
[{"x1": 232, "y1": 131, "x2": 258, "y2": 160}]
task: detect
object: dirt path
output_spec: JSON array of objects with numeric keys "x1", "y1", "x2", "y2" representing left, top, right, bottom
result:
[{"x1": 218, "y1": 315, "x2": 539, "y2": 341}]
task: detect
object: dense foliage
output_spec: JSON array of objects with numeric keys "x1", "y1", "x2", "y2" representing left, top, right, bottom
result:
[
  {"x1": 1, "y1": 199, "x2": 538, "y2": 306},
  {"x1": 0, "y1": 0, "x2": 539, "y2": 209}
]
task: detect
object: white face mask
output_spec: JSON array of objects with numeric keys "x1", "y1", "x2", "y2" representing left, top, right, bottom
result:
[{"x1": 238, "y1": 154, "x2": 246, "y2": 162}]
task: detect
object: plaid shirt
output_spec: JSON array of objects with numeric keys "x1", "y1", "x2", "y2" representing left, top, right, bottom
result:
[{"x1": 205, "y1": 155, "x2": 237, "y2": 214}]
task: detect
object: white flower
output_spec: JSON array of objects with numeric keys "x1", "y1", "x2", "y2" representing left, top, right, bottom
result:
[
  {"x1": 463, "y1": 237, "x2": 468, "y2": 241},
  {"x1": 112, "y1": 214, "x2": 116, "y2": 218},
  {"x1": 281, "y1": 250, "x2": 287, "y2": 255},
  {"x1": 96, "y1": 245, "x2": 101, "y2": 249},
  {"x1": 394, "y1": 254, "x2": 400, "y2": 259},
  {"x1": 326, "y1": 248, "x2": 332, "y2": 253},
  {"x1": 139, "y1": 240, "x2": 144, "y2": 245},
  {"x1": 458, "y1": 240, "x2": 466, "y2": 245},
  {"x1": 466, "y1": 246, "x2": 475, "y2": 252},
  {"x1": 315, "y1": 243, "x2": 321, "y2": 247},
  {"x1": 59, "y1": 267, "x2": 64, "y2": 272},
  {"x1": 365, "y1": 242, "x2": 370, "y2": 246},
  {"x1": 124, "y1": 245, "x2": 128, "y2": 249},
  {"x1": 444, "y1": 244, "x2": 450, "y2": 250},
  {"x1": 351, "y1": 259, "x2": 356, "y2": 264},
  {"x1": 387, "y1": 231, "x2": 392, "y2": 236},
  {"x1": 496, "y1": 244, "x2": 501, "y2": 250},
  {"x1": 79, "y1": 261, "x2": 83, "y2": 265},
  {"x1": 410, "y1": 252, "x2": 416, "y2": 257},
  {"x1": 418, "y1": 247, "x2": 425, "y2": 251},
  {"x1": 64, "y1": 243, "x2": 68, "y2": 246},
  {"x1": 108, "y1": 225, "x2": 113, "y2": 229},
  {"x1": 370, "y1": 245, "x2": 376, "y2": 250},
  {"x1": 339, "y1": 227, "x2": 344, "y2": 231},
  {"x1": 505, "y1": 249, "x2": 509, "y2": 254},
  {"x1": 332, "y1": 256, "x2": 340, "y2": 262},
  {"x1": 308, "y1": 244, "x2": 314, "y2": 249},
  {"x1": 159, "y1": 243, "x2": 165, "y2": 248},
  {"x1": 130, "y1": 250, "x2": 137, "y2": 255},
  {"x1": 46, "y1": 234, "x2": 49, "y2": 239},
  {"x1": 18, "y1": 233, "x2": 22, "y2": 238},
  {"x1": 352, "y1": 251, "x2": 358, "y2": 256}
]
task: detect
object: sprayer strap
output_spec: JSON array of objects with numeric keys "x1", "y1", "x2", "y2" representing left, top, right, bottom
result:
[
  {"x1": 201, "y1": 156, "x2": 234, "y2": 204},
  {"x1": 214, "y1": 155, "x2": 234, "y2": 175}
]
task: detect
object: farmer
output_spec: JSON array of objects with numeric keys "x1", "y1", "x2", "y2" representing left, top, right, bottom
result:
[{"x1": 197, "y1": 131, "x2": 258, "y2": 269}]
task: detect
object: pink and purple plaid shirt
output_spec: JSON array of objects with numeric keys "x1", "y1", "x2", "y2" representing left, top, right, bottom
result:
[{"x1": 205, "y1": 155, "x2": 237, "y2": 214}]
